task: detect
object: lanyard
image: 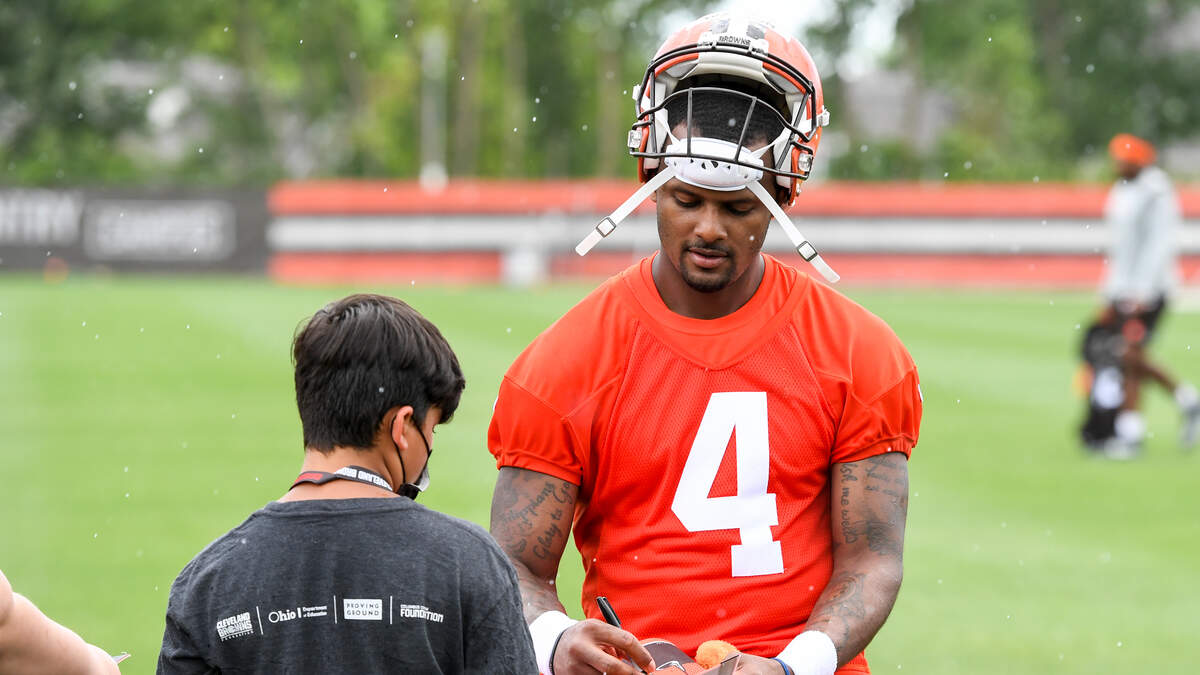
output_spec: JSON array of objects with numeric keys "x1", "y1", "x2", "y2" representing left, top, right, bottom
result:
[{"x1": 291, "y1": 465, "x2": 394, "y2": 492}]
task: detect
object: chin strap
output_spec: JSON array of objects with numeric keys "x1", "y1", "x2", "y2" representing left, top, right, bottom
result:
[
  {"x1": 747, "y1": 181, "x2": 840, "y2": 284},
  {"x1": 576, "y1": 166, "x2": 678, "y2": 255},
  {"x1": 576, "y1": 165, "x2": 839, "y2": 284}
]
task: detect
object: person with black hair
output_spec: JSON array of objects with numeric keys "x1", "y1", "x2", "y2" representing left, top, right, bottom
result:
[{"x1": 157, "y1": 294, "x2": 535, "y2": 674}]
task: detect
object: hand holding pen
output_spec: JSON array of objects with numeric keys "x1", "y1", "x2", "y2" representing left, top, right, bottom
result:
[{"x1": 547, "y1": 597, "x2": 655, "y2": 675}]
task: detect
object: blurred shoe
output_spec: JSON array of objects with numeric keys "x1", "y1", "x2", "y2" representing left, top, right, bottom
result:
[
  {"x1": 1101, "y1": 438, "x2": 1142, "y2": 461},
  {"x1": 1182, "y1": 403, "x2": 1200, "y2": 450},
  {"x1": 1176, "y1": 384, "x2": 1200, "y2": 450}
]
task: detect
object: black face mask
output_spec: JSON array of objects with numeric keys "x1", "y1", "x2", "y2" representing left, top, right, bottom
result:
[{"x1": 395, "y1": 420, "x2": 432, "y2": 501}]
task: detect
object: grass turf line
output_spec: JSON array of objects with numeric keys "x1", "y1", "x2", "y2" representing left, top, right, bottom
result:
[{"x1": 0, "y1": 276, "x2": 1197, "y2": 673}]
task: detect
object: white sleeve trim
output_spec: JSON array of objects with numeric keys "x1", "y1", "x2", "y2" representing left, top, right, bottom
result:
[
  {"x1": 776, "y1": 630, "x2": 838, "y2": 675},
  {"x1": 529, "y1": 610, "x2": 578, "y2": 674}
]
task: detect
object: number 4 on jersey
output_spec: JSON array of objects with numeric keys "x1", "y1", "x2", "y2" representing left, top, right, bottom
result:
[{"x1": 671, "y1": 391, "x2": 783, "y2": 577}]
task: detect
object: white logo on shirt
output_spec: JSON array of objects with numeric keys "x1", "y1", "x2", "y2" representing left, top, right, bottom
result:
[
  {"x1": 398, "y1": 604, "x2": 444, "y2": 623},
  {"x1": 216, "y1": 612, "x2": 254, "y2": 641},
  {"x1": 343, "y1": 598, "x2": 383, "y2": 620}
]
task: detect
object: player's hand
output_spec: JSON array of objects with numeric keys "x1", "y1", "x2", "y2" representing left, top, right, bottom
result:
[
  {"x1": 732, "y1": 652, "x2": 786, "y2": 674},
  {"x1": 551, "y1": 619, "x2": 655, "y2": 675}
]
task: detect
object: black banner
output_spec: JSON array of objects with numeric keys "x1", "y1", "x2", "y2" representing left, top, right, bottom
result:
[{"x1": 0, "y1": 188, "x2": 267, "y2": 272}]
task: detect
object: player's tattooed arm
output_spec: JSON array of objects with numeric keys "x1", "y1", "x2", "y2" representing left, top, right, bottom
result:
[
  {"x1": 489, "y1": 466, "x2": 579, "y2": 623},
  {"x1": 805, "y1": 452, "x2": 908, "y2": 666}
]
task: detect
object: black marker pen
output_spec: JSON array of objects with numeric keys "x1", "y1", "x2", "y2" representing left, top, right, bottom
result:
[{"x1": 596, "y1": 595, "x2": 621, "y2": 628}]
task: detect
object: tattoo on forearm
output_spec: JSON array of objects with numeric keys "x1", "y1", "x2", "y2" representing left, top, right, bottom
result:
[
  {"x1": 805, "y1": 572, "x2": 867, "y2": 647},
  {"x1": 513, "y1": 561, "x2": 566, "y2": 622}
]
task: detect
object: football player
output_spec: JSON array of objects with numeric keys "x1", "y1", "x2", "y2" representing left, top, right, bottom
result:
[
  {"x1": 1095, "y1": 134, "x2": 1200, "y2": 457},
  {"x1": 488, "y1": 13, "x2": 922, "y2": 675}
]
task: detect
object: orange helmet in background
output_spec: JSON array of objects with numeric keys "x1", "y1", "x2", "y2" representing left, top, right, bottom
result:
[
  {"x1": 630, "y1": 12, "x2": 829, "y2": 207},
  {"x1": 1108, "y1": 133, "x2": 1156, "y2": 167}
]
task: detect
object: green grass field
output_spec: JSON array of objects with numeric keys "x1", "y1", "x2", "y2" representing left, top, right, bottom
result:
[{"x1": 2, "y1": 275, "x2": 1198, "y2": 674}]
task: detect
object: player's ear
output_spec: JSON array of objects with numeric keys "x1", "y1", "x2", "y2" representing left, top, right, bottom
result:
[{"x1": 386, "y1": 405, "x2": 415, "y2": 450}]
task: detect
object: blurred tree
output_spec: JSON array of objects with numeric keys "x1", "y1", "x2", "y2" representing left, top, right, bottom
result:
[
  {"x1": 9, "y1": 0, "x2": 1191, "y2": 184},
  {"x1": 812, "y1": 0, "x2": 1200, "y2": 181},
  {"x1": 0, "y1": 0, "x2": 692, "y2": 186}
]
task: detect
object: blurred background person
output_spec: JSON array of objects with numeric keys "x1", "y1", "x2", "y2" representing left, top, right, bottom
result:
[
  {"x1": 0, "y1": 568, "x2": 121, "y2": 674},
  {"x1": 1095, "y1": 133, "x2": 1200, "y2": 458}
]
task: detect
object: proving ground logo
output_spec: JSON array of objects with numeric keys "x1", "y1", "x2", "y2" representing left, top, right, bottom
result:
[{"x1": 343, "y1": 598, "x2": 383, "y2": 621}]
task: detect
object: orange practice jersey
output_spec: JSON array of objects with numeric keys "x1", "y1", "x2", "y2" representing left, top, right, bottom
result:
[{"x1": 489, "y1": 254, "x2": 922, "y2": 673}]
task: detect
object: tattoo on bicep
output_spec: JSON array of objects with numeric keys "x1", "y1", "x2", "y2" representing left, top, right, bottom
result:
[
  {"x1": 863, "y1": 453, "x2": 909, "y2": 511},
  {"x1": 837, "y1": 453, "x2": 908, "y2": 557},
  {"x1": 842, "y1": 518, "x2": 902, "y2": 556},
  {"x1": 490, "y1": 471, "x2": 575, "y2": 560},
  {"x1": 839, "y1": 463, "x2": 858, "y2": 482},
  {"x1": 533, "y1": 523, "x2": 563, "y2": 559}
]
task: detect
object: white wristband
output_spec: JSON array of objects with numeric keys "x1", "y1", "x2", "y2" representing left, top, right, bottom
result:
[
  {"x1": 529, "y1": 610, "x2": 579, "y2": 675},
  {"x1": 776, "y1": 630, "x2": 838, "y2": 675}
]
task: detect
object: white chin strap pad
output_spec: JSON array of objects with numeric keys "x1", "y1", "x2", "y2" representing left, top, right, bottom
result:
[
  {"x1": 747, "y1": 181, "x2": 840, "y2": 284},
  {"x1": 663, "y1": 137, "x2": 764, "y2": 190}
]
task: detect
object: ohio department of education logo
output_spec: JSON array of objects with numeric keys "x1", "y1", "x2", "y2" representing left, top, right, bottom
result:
[{"x1": 215, "y1": 612, "x2": 254, "y2": 641}]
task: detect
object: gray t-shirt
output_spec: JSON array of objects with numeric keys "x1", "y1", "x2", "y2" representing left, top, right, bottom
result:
[
  {"x1": 157, "y1": 498, "x2": 536, "y2": 674},
  {"x1": 1103, "y1": 165, "x2": 1181, "y2": 303}
]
